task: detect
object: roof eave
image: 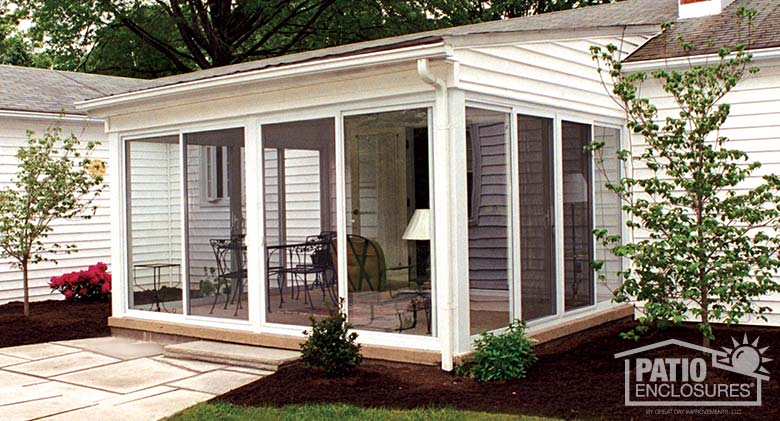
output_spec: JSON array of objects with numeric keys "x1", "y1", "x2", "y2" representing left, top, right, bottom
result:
[
  {"x1": 623, "y1": 46, "x2": 780, "y2": 71},
  {"x1": 76, "y1": 42, "x2": 453, "y2": 113},
  {"x1": 0, "y1": 109, "x2": 103, "y2": 124}
]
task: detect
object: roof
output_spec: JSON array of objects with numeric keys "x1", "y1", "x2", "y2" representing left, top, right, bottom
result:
[
  {"x1": 88, "y1": 0, "x2": 678, "y2": 100},
  {"x1": 0, "y1": 65, "x2": 146, "y2": 115},
  {"x1": 625, "y1": 0, "x2": 780, "y2": 62}
]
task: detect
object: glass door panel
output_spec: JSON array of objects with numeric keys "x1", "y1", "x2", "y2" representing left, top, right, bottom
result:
[
  {"x1": 466, "y1": 108, "x2": 512, "y2": 334},
  {"x1": 563, "y1": 121, "x2": 594, "y2": 310},
  {"x1": 344, "y1": 109, "x2": 434, "y2": 336},
  {"x1": 518, "y1": 115, "x2": 556, "y2": 320},
  {"x1": 262, "y1": 118, "x2": 337, "y2": 326}
]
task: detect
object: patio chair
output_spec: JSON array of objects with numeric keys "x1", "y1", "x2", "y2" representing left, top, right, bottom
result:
[
  {"x1": 332, "y1": 234, "x2": 421, "y2": 331},
  {"x1": 209, "y1": 236, "x2": 247, "y2": 316}
]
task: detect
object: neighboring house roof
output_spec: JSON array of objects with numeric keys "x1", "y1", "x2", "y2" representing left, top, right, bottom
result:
[
  {"x1": 0, "y1": 65, "x2": 146, "y2": 116},
  {"x1": 625, "y1": 0, "x2": 780, "y2": 63},
  {"x1": 86, "y1": 0, "x2": 678, "y2": 100}
]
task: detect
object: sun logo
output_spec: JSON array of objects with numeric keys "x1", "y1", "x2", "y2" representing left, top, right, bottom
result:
[{"x1": 719, "y1": 334, "x2": 772, "y2": 376}]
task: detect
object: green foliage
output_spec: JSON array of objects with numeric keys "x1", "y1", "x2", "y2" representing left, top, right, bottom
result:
[
  {"x1": 464, "y1": 320, "x2": 537, "y2": 382},
  {"x1": 589, "y1": 8, "x2": 780, "y2": 345},
  {"x1": 0, "y1": 126, "x2": 105, "y2": 316},
  {"x1": 6, "y1": 0, "x2": 616, "y2": 77},
  {"x1": 300, "y1": 299, "x2": 362, "y2": 376}
]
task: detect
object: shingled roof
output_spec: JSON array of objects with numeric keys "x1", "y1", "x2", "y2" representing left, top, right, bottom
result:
[
  {"x1": 86, "y1": 0, "x2": 678, "y2": 100},
  {"x1": 0, "y1": 65, "x2": 145, "y2": 115},
  {"x1": 625, "y1": 0, "x2": 780, "y2": 63}
]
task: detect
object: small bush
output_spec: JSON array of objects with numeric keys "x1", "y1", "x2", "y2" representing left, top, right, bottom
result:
[
  {"x1": 465, "y1": 320, "x2": 537, "y2": 382},
  {"x1": 49, "y1": 262, "x2": 111, "y2": 302},
  {"x1": 300, "y1": 300, "x2": 362, "y2": 376}
]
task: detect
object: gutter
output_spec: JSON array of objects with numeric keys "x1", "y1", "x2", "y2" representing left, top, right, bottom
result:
[
  {"x1": 622, "y1": 46, "x2": 780, "y2": 72},
  {"x1": 76, "y1": 42, "x2": 452, "y2": 112},
  {"x1": 416, "y1": 58, "x2": 455, "y2": 371},
  {"x1": 0, "y1": 110, "x2": 103, "y2": 124}
]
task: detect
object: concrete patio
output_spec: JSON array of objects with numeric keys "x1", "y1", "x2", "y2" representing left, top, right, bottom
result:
[{"x1": 0, "y1": 337, "x2": 273, "y2": 420}]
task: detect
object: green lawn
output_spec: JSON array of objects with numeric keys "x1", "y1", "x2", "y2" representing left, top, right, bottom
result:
[{"x1": 168, "y1": 402, "x2": 563, "y2": 421}]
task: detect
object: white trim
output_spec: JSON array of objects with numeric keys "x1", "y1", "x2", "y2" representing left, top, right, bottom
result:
[
  {"x1": 0, "y1": 110, "x2": 103, "y2": 124},
  {"x1": 179, "y1": 132, "x2": 189, "y2": 315},
  {"x1": 110, "y1": 132, "x2": 126, "y2": 319},
  {"x1": 509, "y1": 108, "x2": 522, "y2": 320},
  {"x1": 77, "y1": 43, "x2": 452, "y2": 112},
  {"x1": 621, "y1": 47, "x2": 780, "y2": 72},
  {"x1": 553, "y1": 115, "x2": 565, "y2": 318},
  {"x1": 246, "y1": 121, "x2": 263, "y2": 328}
]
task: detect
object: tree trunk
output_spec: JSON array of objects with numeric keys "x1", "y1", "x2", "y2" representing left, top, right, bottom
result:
[
  {"x1": 701, "y1": 287, "x2": 710, "y2": 349},
  {"x1": 22, "y1": 259, "x2": 30, "y2": 317}
]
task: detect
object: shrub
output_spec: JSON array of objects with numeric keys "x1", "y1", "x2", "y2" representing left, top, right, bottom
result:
[
  {"x1": 49, "y1": 262, "x2": 111, "y2": 302},
  {"x1": 465, "y1": 320, "x2": 537, "y2": 382},
  {"x1": 300, "y1": 300, "x2": 362, "y2": 376}
]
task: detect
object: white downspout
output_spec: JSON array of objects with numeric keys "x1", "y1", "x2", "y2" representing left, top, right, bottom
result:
[{"x1": 417, "y1": 58, "x2": 455, "y2": 371}]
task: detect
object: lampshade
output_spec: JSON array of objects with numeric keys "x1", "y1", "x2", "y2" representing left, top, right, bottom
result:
[
  {"x1": 402, "y1": 209, "x2": 431, "y2": 240},
  {"x1": 563, "y1": 173, "x2": 589, "y2": 204}
]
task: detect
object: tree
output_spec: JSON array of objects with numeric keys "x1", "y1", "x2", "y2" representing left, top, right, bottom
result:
[
  {"x1": 7, "y1": 0, "x2": 619, "y2": 77},
  {"x1": 589, "y1": 7, "x2": 780, "y2": 347},
  {"x1": 0, "y1": 127, "x2": 105, "y2": 316}
]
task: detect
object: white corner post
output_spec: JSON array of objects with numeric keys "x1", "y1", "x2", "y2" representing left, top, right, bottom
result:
[
  {"x1": 418, "y1": 58, "x2": 468, "y2": 371},
  {"x1": 245, "y1": 122, "x2": 264, "y2": 327},
  {"x1": 108, "y1": 130, "x2": 126, "y2": 319}
]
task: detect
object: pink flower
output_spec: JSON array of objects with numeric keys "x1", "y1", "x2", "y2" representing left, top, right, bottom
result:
[{"x1": 64, "y1": 289, "x2": 74, "y2": 300}]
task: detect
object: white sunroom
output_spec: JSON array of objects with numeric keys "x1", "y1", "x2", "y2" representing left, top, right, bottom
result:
[{"x1": 78, "y1": 19, "x2": 658, "y2": 369}]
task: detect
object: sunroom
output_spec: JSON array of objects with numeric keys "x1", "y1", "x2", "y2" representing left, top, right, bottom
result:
[{"x1": 79, "y1": 26, "x2": 651, "y2": 369}]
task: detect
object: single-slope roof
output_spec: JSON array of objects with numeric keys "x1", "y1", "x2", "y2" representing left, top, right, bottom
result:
[
  {"x1": 0, "y1": 65, "x2": 146, "y2": 116},
  {"x1": 625, "y1": 0, "x2": 780, "y2": 63}
]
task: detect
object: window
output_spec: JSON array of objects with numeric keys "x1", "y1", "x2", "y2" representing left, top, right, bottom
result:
[{"x1": 202, "y1": 145, "x2": 229, "y2": 203}]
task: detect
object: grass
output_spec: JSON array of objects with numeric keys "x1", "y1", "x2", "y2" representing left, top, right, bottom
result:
[{"x1": 168, "y1": 402, "x2": 563, "y2": 421}]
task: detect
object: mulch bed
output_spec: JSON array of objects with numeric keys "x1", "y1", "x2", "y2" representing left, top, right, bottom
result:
[
  {"x1": 218, "y1": 318, "x2": 779, "y2": 420},
  {"x1": 0, "y1": 300, "x2": 111, "y2": 348}
]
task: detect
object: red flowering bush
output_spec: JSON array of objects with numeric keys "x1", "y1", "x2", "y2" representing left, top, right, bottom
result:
[{"x1": 49, "y1": 262, "x2": 111, "y2": 302}]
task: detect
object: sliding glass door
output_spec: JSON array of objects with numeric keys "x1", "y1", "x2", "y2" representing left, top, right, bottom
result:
[
  {"x1": 262, "y1": 118, "x2": 337, "y2": 326},
  {"x1": 343, "y1": 109, "x2": 434, "y2": 336},
  {"x1": 517, "y1": 115, "x2": 556, "y2": 321},
  {"x1": 466, "y1": 108, "x2": 512, "y2": 334}
]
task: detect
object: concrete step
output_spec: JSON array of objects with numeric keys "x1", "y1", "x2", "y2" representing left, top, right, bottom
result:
[{"x1": 164, "y1": 341, "x2": 300, "y2": 371}]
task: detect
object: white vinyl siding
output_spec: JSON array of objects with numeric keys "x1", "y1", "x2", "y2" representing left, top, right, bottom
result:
[{"x1": 456, "y1": 36, "x2": 652, "y2": 118}]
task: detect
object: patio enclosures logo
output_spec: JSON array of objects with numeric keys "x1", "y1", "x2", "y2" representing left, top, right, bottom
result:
[{"x1": 615, "y1": 336, "x2": 771, "y2": 406}]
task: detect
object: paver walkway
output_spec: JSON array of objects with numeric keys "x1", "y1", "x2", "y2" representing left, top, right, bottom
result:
[{"x1": 0, "y1": 337, "x2": 270, "y2": 421}]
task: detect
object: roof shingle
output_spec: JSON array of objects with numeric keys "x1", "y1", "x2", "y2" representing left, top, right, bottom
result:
[
  {"x1": 0, "y1": 65, "x2": 145, "y2": 115},
  {"x1": 625, "y1": 0, "x2": 780, "y2": 62}
]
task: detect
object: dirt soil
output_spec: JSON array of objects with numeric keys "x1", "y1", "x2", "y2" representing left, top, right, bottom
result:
[
  {"x1": 0, "y1": 300, "x2": 111, "y2": 348},
  {"x1": 218, "y1": 318, "x2": 779, "y2": 420}
]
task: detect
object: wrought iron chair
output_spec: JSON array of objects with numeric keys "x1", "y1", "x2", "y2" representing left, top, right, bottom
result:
[{"x1": 209, "y1": 235, "x2": 247, "y2": 316}]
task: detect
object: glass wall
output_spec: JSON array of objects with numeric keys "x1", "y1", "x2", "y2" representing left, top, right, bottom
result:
[
  {"x1": 466, "y1": 108, "x2": 512, "y2": 334},
  {"x1": 344, "y1": 109, "x2": 434, "y2": 336},
  {"x1": 562, "y1": 122, "x2": 594, "y2": 310},
  {"x1": 184, "y1": 128, "x2": 247, "y2": 319},
  {"x1": 593, "y1": 126, "x2": 623, "y2": 303},
  {"x1": 518, "y1": 115, "x2": 556, "y2": 321},
  {"x1": 126, "y1": 136, "x2": 183, "y2": 313},
  {"x1": 263, "y1": 118, "x2": 338, "y2": 326}
]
